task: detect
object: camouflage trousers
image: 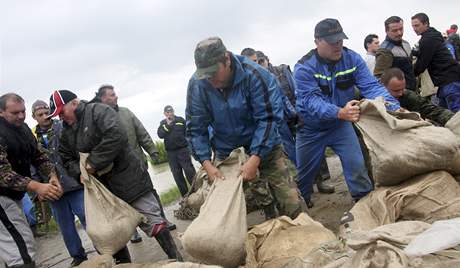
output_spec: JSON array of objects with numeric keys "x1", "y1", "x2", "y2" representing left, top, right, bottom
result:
[{"x1": 244, "y1": 145, "x2": 305, "y2": 219}]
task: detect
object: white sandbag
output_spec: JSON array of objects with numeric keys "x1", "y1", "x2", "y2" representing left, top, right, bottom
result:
[
  {"x1": 355, "y1": 97, "x2": 460, "y2": 186},
  {"x1": 405, "y1": 218, "x2": 460, "y2": 257},
  {"x1": 419, "y1": 69, "x2": 438, "y2": 97},
  {"x1": 446, "y1": 111, "x2": 460, "y2": 141},
  {"x1": 181, "y1": 148, "x2": 247, "y2": 268},
  {"x1": 80, "y1": 153, "x2": 144, "y2": 255}
]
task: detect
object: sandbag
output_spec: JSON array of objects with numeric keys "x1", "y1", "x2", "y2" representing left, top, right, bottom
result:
[
  {"x1": 182, "y1": 148, "x2": 247, "y2": 268},
  {"x1": 446, "y1": 111, "x2": 460, "y2": 141},
  {"x1": 77, "y1": 254, "x2": 113, "y2": 268},
  {"x1": 115, "y1": 262, "x2": 221, "y2": 268},
  {"x1": 80, "y1": 153, "x2": 144, "y2": 255},
  {"x1": 340, "y1": 171, "x2": 460, "y2": 236},
  {"x1": 419, "y1": 69, "x2": 438, "y2": 97},
  {"x1": 245, "y1": 213, "x2": 336, "y2": 268},
  {"x1": 355, "y1": 98, "x2": 460, "y2": 186}
]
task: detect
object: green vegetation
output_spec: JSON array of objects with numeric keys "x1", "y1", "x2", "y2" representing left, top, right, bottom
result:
[{"x1": 159, "y1": 186, "x2": 182, "y2": 206}]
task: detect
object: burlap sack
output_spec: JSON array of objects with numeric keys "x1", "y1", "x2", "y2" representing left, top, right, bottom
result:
[
  {"x1": 446, "y1": 111, "x2": 460, "y2": 141},
  {"x1": 115, "y1": 262, "x2": 221, "y2": 268},
  {"x1": 419, "y1": 69, "x2": 438, "y2": 97},
  {"x1": 77, "y1": 254, "x2": 113, "y2": 268},
  {"x1": 245, "y1": 213, "x2": 336, "y2": 268},
  {"x1": 182, "y1": 148, "x2": 247, "y2": 268},
  {"x1": 80, "y1": 153, "x2": 144, "y2": 255},
  {"x1": 355, "y1": 98, "x2": 460, "y2": 186},
  {"x1": 340, "y1": 171, "x2": 460, "y2": 236}
]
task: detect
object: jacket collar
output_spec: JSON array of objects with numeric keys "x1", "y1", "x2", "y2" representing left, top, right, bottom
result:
[{"x1": 385, "y1": 35, "x2": 403, "y2": 46}]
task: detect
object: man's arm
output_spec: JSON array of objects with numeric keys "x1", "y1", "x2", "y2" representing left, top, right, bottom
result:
[
  {"x1": 0, "y1": 142, "x2": 31, "y2": 191},
  {"x1": 400, "y1": 90, "x2": 454, "y2": 126},
  {"x1": 373, "y1": 48, "x2": 394, "y2": 78},
  {"x1": 414, "y1": 37, "x2": 437, "y2": 76},
  {"x1": 87, "y1": 104, "x2": 126, "y2": 170},
  {"x1": 185, "y1": 78, "x2": 212, "y2": 163},
  {"x1": 129, "y1": 109, "x2": 159, "y2": 158},
  {"x1": 157, "y1": 120, "x2": 171, "y2": 139},
  {"x1": 59, "y1": 129, "x2": 81, "y2": 179}
]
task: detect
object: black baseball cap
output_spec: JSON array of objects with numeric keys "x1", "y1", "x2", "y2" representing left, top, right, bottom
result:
[
  {"x1": 48, "y1": 90, "x2": 77, "y2": 118},
  {"x1": 314, "y1": 18, "x2": 348, "y2": 44}
]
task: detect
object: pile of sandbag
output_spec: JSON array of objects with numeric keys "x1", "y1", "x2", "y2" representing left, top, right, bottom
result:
[
  {"x1": 77, "y1": 255, "x2": 222, "y2": 268},
  {"x1": 244, "y1": 213, "x2": 338, "y2": 268},
  {"x1": 355, "y1": 98, "x2": 460, "y2": 186},
  {"x1": 340, "y1": 170, "x2": 460, "y2": 235},
  {"x1": 446, "y1": 111, "x2": 460, "y2": 141},
  {"x1": 181, "y1": 148, "x2": 248, "y2": 268},
  {"x1": 79, "y1": 153, "x2": 144, "y2": 255}
]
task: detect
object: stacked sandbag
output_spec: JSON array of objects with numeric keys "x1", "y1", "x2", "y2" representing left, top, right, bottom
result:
[
  {"x1": 355, "y1": 98, "x2": 460, "y2": 186},
  {"x1": 80, "y1": 153, "x2": 144, "y2": 255},
  {"x1": 340, "y1": 171, "x2": 460, "y2": 236},
  {"x1": 245, "y1": 213, "x2": 337, "y2": 268},
  {"x1": 181, "y1": 148, "x2": 248, "y2": 268}
]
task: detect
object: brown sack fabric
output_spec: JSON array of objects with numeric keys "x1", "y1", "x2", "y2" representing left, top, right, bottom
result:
[
  {"x1": 355, "y1": 98, "x2": 460, "y2": 186},
  {"x1": 80, "y1": 153, "x2": 144, "y2": 255},
  {"x1": 245, "y1": 213, "x2": 336, "y2": 268},
  {"x1": 340, "y1": 171, "x2": 460, "y2": 236},
  {"x1": 181, "y1": 148, "x2": 247, "y2": 268}
]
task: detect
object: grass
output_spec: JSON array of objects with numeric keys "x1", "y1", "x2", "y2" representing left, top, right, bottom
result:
[
  {"x1": 37, "y1": 217, "x2": 59, "y2": 233},
  {"x1": 160, "y1": 186, "x2": 182, "y2": 206}
]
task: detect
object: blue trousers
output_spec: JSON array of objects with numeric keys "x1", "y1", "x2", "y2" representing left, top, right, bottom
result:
[
  {"x1": 21, "y1": 194, "x2": 37, "y2": 227},
  {"x1": 438, "y1": 80, "x2": 460, "y2": 112},
  {"x1": 296, "y1": 121, "x2": 373, "y2": 201},
  {"x1": 279, "y1": 121, "x2": 297, "y2": 164},
  {"x1": 50, "y1": 189, "x2": 86, "y2": 259}
]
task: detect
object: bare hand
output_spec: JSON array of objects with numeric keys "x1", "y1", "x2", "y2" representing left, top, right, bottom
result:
[
  {"x1": 85, "y1": 162, "x2": 96, "y2": 175},
  {"x1": 28, "y1": 180, "x2": 62, "y2": 201},
  {"x1": 338, "y1": 100, "x2": 361, "y2": 122},
  {"x1": 49, "y1": 173, "x2": 63, "y2": 195},
  {"x1": 240, "y1": 155, "x2": 261, "y2": 181},
  {"x1": 202, "y1": 160, "x2": 224, "y2": 182}
]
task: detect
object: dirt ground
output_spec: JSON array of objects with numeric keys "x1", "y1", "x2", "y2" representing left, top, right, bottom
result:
[{"x1": 3, "y1": 155, "x2": 354, "y2": 268}]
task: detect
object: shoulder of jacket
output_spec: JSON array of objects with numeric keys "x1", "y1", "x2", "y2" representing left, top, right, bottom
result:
[{"x1": 297, "y1": 49, "x2": 316, "y2": 65}]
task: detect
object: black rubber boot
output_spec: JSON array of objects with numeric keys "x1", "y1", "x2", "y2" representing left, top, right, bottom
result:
[
  {"x1": 113, "y1": 246, "x2": 131, "y2": 264},
  {"x1": 155, "y1": 228, "x2": 183, "y2": 261}
]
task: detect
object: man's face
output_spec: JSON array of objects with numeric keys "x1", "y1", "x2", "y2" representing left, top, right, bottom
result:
[
  {"x1": 248, "y1": 54, "x2": 257, "y2": 63},
  {"x1": 207, "y1": 54, "x2": 233, "y2": 89},
  {"x1": 386, "y1": 21, "x2": 404, "y2": 42},
  {"x1": 315, "y1": 38, "x2": 343, "y2": 61},
  {"x1": 368, "y1": 38, "x2": 380, "y2": 53},
  {"x1": 59, "y1": 101, "x2": 78, "y2": 125},
  {"x1": 386, "y1": 77, "x2": 406, "y2": 98},
  {"x1": 164, "y1": 110, "x2": 174, "y2": 120},
  {"x1": 32, "y1": 108, "x2": 52, "y2": 128},
  {"x1": 257, "y1": 58, "x2": 269, "y2": 68},
  {"x1": 0, "y1": 100, "x2": 26, "y2": 127},
  {"x1": 100, "y1": 89, "x2": 118, "y2": 107},
  {"x1": 411, "y1": 18, "x2": 429, "y2": 36}
]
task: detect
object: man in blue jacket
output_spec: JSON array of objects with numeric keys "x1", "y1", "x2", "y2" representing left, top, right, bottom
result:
[
  {"x1": 186, "y1": 37, "x2": 304, "y2": 219},
  {"x1": 294, "y1": 18, "x2": 400, "y2": 206}
]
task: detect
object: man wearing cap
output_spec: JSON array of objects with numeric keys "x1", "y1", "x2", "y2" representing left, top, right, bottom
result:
[
  {"x1": 294, "y1": 18, "x2": 400, "y2": 206},
  {"x1": 30, "y1": 100, "x2": 88, "y2": 266},
  {"x1": 51, "y1": 90, "x2": 182, "y2": 263},
  {"x1": 157, "y1": 105, "x2": 196, "y2": 197},
  {"x1": 186, "y1": 37, "x2": 304, "y2": 219},
  {"x1": 95, "y1": 84, "x2": 176, "y2": 240},
  {"x1": 374, "y1": 16, "x2": 416, "y2": 91},
  {"x1": 0, "y1": 93, "x2": 63, "y2": 268}
]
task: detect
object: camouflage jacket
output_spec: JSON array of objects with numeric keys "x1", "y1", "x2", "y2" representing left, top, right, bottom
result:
[
  {"x1": 0, "y1": 117, "x2": 54, "y2": 200},
  {"x1": 117, "y1": 106, "x2": 158, "y2": 167},
  {"x1": 400, "y1": 90, "x2": 454, "y2": 126}
]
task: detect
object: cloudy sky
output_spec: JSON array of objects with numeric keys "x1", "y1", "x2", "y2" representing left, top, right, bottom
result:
[{"x1": 2, "y1": 0, "x2": 458, "y2": 139}]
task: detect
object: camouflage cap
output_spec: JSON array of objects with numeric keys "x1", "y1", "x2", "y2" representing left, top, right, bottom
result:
[{"x1": 194, "y1": 37, "x2": 227, "y2": 80}]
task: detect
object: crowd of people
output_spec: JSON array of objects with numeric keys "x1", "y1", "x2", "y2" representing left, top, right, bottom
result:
[{"x1": 1, "y1": 11, "x2": 459, "y2": 268}]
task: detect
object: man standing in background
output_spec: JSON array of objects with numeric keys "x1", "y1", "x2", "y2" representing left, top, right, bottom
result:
[{"x1": 363, "y1": 34, "x2": 380, "y2": 73}]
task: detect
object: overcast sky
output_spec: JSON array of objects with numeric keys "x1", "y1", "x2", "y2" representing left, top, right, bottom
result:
[{"x1": 1, "y1": 0, "x2": 458, "y2": 139}]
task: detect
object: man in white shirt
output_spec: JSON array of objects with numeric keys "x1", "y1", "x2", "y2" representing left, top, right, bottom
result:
[{"x1": 364, "y1": 34, "x2": 380, "y2": 73}]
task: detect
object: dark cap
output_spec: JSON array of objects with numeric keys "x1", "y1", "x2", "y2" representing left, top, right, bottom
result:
[
  {"x1": 314, "y1": 18, "x2": 348, "y2": 44},
  {"x1": 164, "y1": 105, "x2": 174, "y2": 113},
  {"x1": 48, "y1": 90, "x2": 77, "y2": 118},
  {"x1": 31, "y1": 100, "x2": 49, "y2": 114},
  {"x1": 194, "y1": 37, "x2": 227, "y2": 80}
]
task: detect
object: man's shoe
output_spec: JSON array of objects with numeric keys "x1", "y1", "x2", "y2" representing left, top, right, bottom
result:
[
  {"x1": 316, "y1": 179, "x2": 335, "y2": 194},
  {"x1": 306, "y1": 199, "x2": 314, "y2": 209},
  {"x1": 70, "y1": 256, "x2": 87, "y2": 267},
  {"x1": 130, "y1": 230, "x2": 143, "y2": 243},
  {"x1": 167, "y1": 221, "x2": 177, "y2": 231}
]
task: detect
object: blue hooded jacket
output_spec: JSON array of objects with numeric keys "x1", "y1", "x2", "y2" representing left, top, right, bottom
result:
[
  {"x1": 186, "y1": 53, "x2": 283, "y2": 162},
  {"x1": 294, "y1": 47, "x2": 400, "y2": 131}
]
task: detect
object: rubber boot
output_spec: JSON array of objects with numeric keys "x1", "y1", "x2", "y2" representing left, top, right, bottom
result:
[
  {"x1": 113, "y1": 246, "x2": 131, "y2": 264},
  {"x1": 316, "y1": 175, "x2": 335, "y2": 194},
  {"x1": 153, "y1": 189, "x2": 177, "y2": 231},
  {"x1": 155, "y1": 228, "x2": 183, "y2": 261},
  {"x1": 130, "y1": 229, "x2": 143, "y2": 243}
]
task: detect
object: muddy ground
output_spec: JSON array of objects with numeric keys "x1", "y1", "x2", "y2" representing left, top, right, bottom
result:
[{"x1": 2, "y1": 155, "x2": 354, "y2": 268}]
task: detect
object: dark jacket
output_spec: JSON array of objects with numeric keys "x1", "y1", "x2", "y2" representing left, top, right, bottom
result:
[
  {"x1": 0, "y1": 117, "x2": 54, "y2": 200},
  {"x1": 185, "y1": 53, "x2": 283, "y2": 162},
  {"x1": 157, "y1": 116, "x2": 188, "y2": 151},
  {"x1": 399, "y1": 90, "x2": 454, "y2": 126},
  {"x1": 413, "y1": 27, "x2": 460, "y2": 87},
  {"x1": 59, "y1": 101, "x2": 153, "y2": 203},
  {"x1": 375, "y1": 37, "x2": 416, "y2": 90},
  {"x1": 33, "y1": 120, "x2": 82, "y2": 193}
]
